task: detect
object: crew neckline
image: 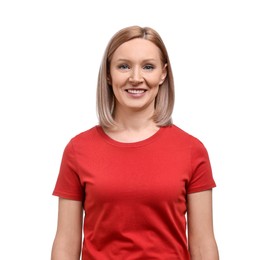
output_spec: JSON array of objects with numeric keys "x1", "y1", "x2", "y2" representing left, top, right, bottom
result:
[{"x1": 95, "y1": 125, "x2": 168, "y2": 147}]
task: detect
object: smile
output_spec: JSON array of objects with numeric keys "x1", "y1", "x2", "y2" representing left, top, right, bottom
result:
[{"x1": 126, "y1": 89, "x2": 146, "y2": 94}]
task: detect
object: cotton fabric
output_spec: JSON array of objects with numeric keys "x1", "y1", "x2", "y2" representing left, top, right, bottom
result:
[{"x1": 53, "y1": 125, "x2": 216, "y2": 259}]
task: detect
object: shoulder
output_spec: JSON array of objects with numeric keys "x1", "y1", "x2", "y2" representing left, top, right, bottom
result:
[
  {"x1": 166, "y1": 124, "x2": 205, "y2": 148},
  {"x1": 71, "y1": 125, "x2": 98, "y2": 142},
  {"x1": 61, "y1": 126, "x2": 103, "y2": 158},
  {"x1": 64, "y1": 126, "x2": 101, "y2": 150}
]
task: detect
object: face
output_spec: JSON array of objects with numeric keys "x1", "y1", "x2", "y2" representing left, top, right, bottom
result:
[{"x1": 109, "y1": 38, "x2": 167, "y2": 113}]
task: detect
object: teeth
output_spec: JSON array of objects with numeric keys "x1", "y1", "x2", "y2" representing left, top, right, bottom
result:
[{"x1": 127, "y1": 89, "x2": 145, "y2": 94}]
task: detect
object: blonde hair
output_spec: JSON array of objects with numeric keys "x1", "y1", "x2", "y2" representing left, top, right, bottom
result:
[{"x1": 96, "y1": 26, "x2": 175, "y2": 128}]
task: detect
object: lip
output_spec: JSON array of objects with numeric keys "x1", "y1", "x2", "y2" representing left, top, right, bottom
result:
[{"x1": 125, "y1": 88, "x2": 147, "y2": 97}]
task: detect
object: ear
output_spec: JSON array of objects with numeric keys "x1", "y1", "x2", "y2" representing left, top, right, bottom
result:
[
  {"x1": 107, "y1": 75, "x2": 112, "y2": 85},
  {"x1": 159, "y1": 63, "x2": 168, "y2": 85}
]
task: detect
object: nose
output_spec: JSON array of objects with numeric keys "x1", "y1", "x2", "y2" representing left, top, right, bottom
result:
[{"x1": 129, "y1": 67, "x2": 143, "y2": 85}]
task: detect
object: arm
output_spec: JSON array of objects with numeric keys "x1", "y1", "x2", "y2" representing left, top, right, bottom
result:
[
  {"x1": 187, "y1": 190, "x2": 219, "y2": 260},
  {"x1": 51, "y1": 198, "x2": 83, "y2": 260}
]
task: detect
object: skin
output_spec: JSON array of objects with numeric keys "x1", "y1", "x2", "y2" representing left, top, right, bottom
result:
[
  {"x1": 51, "y1": 199, "x2": 83, "y2": 260},
  {"x1": 51, "y1": 38, "x2": 219, "y2": 259},
  {"x1": 109, "y1": 38, "x2": 167, "y2": 114},
  {"x1": 187, "y1": 190, "x2": 219, "y2": 259}
]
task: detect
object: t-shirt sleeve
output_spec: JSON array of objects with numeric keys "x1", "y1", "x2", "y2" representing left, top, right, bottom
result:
[
  {"x1": 52, "y1": 140, "x2": 84, "y2": 201},
  {"x1": 187, "y1": 139, "x2": 216, "y2": 194}
]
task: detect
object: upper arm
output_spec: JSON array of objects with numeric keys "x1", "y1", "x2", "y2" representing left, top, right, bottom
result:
[
  {"x1": 51, "y1": 198, "x2": 83, "y2": 260},
  {"x1": 187, "y1": 190, "x2": 219, "y2": 259}
]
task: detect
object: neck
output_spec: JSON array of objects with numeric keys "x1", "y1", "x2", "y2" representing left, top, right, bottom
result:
[
  {"x1": 103, "y1": 104, "x2": 160, "y2": 143},
  {"x1": 113, "y1": 106, "x2": 157, "y2": 131}
]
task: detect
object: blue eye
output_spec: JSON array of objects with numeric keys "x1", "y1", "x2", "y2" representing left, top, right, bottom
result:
[
  {"x1": 118, "y1": 64, "x2": 130, "y2": 70},
  {"x1": 143, "y1": 65, "x2": 154, "y2": 70}
]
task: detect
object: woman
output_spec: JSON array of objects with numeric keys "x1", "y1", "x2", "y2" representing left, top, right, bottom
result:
[{"x1": 51, "y1": 25, "x2": 219, "y2": 260}]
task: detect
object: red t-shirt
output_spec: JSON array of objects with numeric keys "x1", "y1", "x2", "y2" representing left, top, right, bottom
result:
[{"x1": 53, "y1": 125, "x2": 216, "y2": 259}]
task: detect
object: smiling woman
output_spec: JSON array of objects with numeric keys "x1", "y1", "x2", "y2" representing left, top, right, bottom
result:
[
  {"x1": 109, "y1": 38, "x2": 167, "y2": 120},
  {"x1": 51, "y1": 25, "x2": 219, "y2": 260},
  {"x1": 97, "y1": 26, "x2": 175, "y2": 131}
]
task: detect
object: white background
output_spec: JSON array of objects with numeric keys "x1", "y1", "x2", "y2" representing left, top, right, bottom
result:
[{"x1": 1, "y1": 0, "x2": 271, "y2": 259}]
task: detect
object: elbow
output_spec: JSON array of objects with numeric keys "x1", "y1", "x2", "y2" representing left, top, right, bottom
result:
[
  {"x1": 51, "y1": 235, "x2": 81, "y2": 260},
  {"x1": 189, "y1": 237, "x2": 219, "y2": 260}
]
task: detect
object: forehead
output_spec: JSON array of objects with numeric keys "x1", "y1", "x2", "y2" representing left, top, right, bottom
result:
[{"x1": 112, "y1": 38, "x2": 162, "y2": 62}]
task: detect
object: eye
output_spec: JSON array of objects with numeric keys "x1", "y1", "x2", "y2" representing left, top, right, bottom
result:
[
  {"x1": 118, "y1": 64, "x2": 130, "y2": 70},
  {"x1": 143, "y1": 64, "x2": 154, "y2": 70}
]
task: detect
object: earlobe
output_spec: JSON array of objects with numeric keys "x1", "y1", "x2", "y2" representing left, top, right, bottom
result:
[
  {"x1": 159, "y1": 63, "x2": 168, "y2": 85},
  {"x1": 107, "y1": 76, "x2": 112, "y2": 85},
  {"x1": 159, "y1": 77, "x2": 166, "y2": 85}
]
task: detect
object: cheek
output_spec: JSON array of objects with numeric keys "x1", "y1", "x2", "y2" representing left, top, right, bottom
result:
[
  {"x1": 111, "y1": 74, "x2": 127, "y2": 87},
  {"x1": 145, "y1": 75, "x2": 163, "y2": 87}
]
